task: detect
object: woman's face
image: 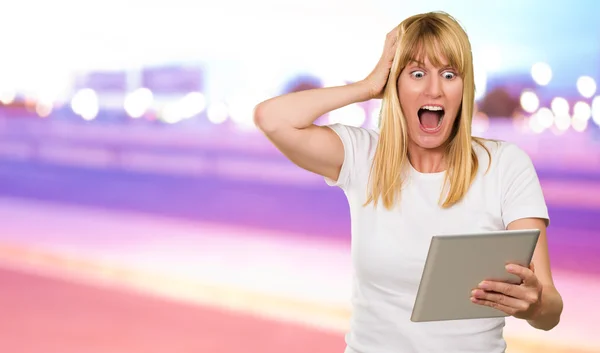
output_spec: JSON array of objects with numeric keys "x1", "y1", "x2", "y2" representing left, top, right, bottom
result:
[{"x1": 397, "y1": 54, "x2": 463, "y2": 151}]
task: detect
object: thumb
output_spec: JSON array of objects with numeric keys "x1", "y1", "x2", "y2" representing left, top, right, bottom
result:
[{"x1": 523, "y1": 262, "x2": 539, "y2": 287}]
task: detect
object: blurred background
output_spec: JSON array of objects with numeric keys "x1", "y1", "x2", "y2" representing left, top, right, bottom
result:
[{"x1": 0, "y1": 1, "x2": 598, "y2": 352}]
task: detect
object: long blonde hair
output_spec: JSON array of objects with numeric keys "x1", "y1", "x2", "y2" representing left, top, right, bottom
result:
[{"x1": 365, "y1": 11, "x2": 490, "y2": 209}]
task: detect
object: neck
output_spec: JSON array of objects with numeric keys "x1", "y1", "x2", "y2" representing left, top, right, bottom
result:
[{"x1": 408, "y1": 142, "x2": 446, "y2": 173}]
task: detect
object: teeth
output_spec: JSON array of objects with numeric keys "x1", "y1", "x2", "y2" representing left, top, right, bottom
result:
[{"x1": 421, "y1": 105, "x2": 443, "y2": 111}]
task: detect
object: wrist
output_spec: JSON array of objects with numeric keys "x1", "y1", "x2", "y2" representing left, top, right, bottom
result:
[
  {"x1": 351, "y1": 80, "x2": 377, "y2": 102},
  {"x1": 526, "y1": 285, "x2": 563, "y2": 331}
]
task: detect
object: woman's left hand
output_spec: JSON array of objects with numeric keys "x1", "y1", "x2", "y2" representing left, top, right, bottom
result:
[{"x1": 470, "y1": 263, "x2": 543, "y2": 320}]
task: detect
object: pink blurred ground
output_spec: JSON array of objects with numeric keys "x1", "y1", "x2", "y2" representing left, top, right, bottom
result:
[
  {"x1": 0, "y1": 197, "x2": 598, "y2": 353},
  {"x1": 0, "y1": 267, "x2": 345, "y2": 353}
]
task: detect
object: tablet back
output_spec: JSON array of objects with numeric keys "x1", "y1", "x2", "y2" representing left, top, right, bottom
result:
[{"x1": 410, "y1": 229, "x2": 540, "y2": 322}]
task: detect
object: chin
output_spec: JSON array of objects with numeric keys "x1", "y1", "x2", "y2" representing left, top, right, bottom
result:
[{"x1": 412, "y1": 134, "x2": 449, "y2": 150}]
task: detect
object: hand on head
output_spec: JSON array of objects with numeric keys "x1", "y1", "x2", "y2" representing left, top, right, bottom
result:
[{"x1": 362, "y1": 27, "x2": 399, "y2": 100}]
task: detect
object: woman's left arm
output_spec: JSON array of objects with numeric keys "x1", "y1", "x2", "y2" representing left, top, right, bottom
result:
[
  {"x1": 508, "y1": 217, "x2": 563, "y2": 330},
  {"x1": 470, "y1": 217, "x2": 563, "y2": 331}
]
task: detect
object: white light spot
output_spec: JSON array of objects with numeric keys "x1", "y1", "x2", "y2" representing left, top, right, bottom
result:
[
  {"x1": 71, "y1": 88, "x2": 99, "y2": 121},
  {"x1": 576, "y1": 76, "x2": 597, "y2": 98},
  {"x1": 528, "y1": 114, "x2": 545, "y2": 134},
  {"x1": 550, "y1": 97, "x2": 569, "y2": 117},
  {"x1": 531, "y1": 62, "x2": 552, "y2": 86},
  {"x1": 179, "y1": 92, "x2": 206, "y2": 119},
  {"x1": 536, "y1": 107, "x2": 554, "y2": 129},
  {"x1": 124, "y1": 88, "x2": 154, "y2": 118},
  {"x1": 207, "y1": 102, "x2": 228, "y2": 124},
  {"x1": 520, "y1": 90, "x2": 539, "y2": 113},
  {"x1": 572, "y1": 118, "x2": 588, "y2": 132},
  {"x1": 591, "y1": 96, "x2": 600, "y2": 126},
  {"x1": 573, "y1": 101, "x2": 591, "y2": 122}
]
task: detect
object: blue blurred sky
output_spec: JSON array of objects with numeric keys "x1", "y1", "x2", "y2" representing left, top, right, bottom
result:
[{"x1": 0, "y1": 0, "x2": 597, "y2": 100}]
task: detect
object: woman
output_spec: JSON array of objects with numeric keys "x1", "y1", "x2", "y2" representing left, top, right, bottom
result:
[{"x1": 253, "y1": 11, "x2": 563, "y2": 353}]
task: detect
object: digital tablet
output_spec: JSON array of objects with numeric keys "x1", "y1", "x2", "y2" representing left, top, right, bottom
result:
[{"x1": 410, "y1": 229, "x2": 540, "y2": 322}]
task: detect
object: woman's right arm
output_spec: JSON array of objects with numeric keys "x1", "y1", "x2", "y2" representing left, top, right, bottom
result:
[
  {"x1": 253, "y1": 82, "x2": 372, "y2": 182},
  {"x1": 253, "y1": 28, "x2": 398, "y2": 182}
]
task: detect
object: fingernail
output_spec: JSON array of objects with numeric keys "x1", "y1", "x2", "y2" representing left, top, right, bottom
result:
[
  {"x1": 506, "y1": 264, "x2": 516, "y2": 271},
  {"x1": 471, "y1": 289, "x2": 477, "y2": 296},
  {"x1": 478, "y1": 281, "x2": 489, "y2": 289}
]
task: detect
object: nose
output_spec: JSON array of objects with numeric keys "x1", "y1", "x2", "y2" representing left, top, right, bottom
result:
[{"x1": 425, "y1": 75, "x2": 442, "y2": 98}]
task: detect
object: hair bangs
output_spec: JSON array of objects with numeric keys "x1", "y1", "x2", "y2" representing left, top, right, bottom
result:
[{"x1": 398, "y1": 19, "x2": 466, "y2": 76}]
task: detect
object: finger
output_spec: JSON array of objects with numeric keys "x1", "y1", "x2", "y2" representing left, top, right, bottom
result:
[
  {"x1": 471, "y1": 289, "x2": 529, "y2": 312},
  {"x1": 477, "y1": 280, "x2": 539, "y2": 304},
  {"x1": 470, "y1": 297, "x2": 519, "y2": 316},
  {"x1": 506, "y1": 264, "x2": 538, "y2": 286},
  {"x1": 386, "y1": 28, "x2": 399, "y2": 45},
  {"x1": 477, "y1": 280, "x2": 525, "y2": 299}
]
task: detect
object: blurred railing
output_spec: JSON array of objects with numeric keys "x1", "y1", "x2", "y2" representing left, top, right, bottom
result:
[{"x1": 0, "y1": 115, "x2": 599, "y2": 181}]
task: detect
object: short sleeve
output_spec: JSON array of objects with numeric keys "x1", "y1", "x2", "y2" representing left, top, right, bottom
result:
[
  {"x1": 498, "y1": 143, "x2": 550, "y2": 227},
  {"x1": 323, "y1": 123, "x2": 378, "y2": 190}
]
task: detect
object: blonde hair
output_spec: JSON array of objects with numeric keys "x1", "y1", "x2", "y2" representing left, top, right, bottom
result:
[{"x1": 365, "y1": 11, "x2": 491, "y2": 209}]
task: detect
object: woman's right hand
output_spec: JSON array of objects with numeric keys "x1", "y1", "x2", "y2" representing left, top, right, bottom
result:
[{"x1": 362, "y1": 27, "x2": 399, "y2": 100}]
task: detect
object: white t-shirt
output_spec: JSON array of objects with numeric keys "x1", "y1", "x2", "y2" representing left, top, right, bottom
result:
[{"x1": 324, "y1": 123, "x2": 549, "y2": 353}]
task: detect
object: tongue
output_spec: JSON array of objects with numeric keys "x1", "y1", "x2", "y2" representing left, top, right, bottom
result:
[{"x1": 420, "y1": 111, "x2": 440, "y2": 129}]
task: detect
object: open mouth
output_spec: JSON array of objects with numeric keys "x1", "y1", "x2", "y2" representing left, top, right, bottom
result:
[{"x1": 418, "y1": 105, "x2": 444, "y2": 132}]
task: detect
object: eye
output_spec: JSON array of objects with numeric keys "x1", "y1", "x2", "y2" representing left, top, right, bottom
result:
[
  {"x1": 442, "y1": 71, "x2": 456, "y2": 80},
  {"x1": 411, "y1": 70, "x2": 425, "y2": 79}
]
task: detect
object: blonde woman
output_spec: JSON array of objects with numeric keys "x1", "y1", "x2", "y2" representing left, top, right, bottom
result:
[{"x1": 254, "y1": 11, "x2": 563, "y2": 353}]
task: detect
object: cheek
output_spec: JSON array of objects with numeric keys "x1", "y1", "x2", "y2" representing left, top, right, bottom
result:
[
  {"x1": 398, "y1": 85, "x2": 420, "y2": 114},
  {"x1": 450, "y1": 82, "x2": 464, "y2": 102},
  {"x1": 446, "y1": 84, "x2": 464, "y2": 113},
  {"x1": 453, "y1": 90, "x2": 463, "y2": 103},
  {"x1": 400, "y1": 82, "x2": 422, "y2": 97}
]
